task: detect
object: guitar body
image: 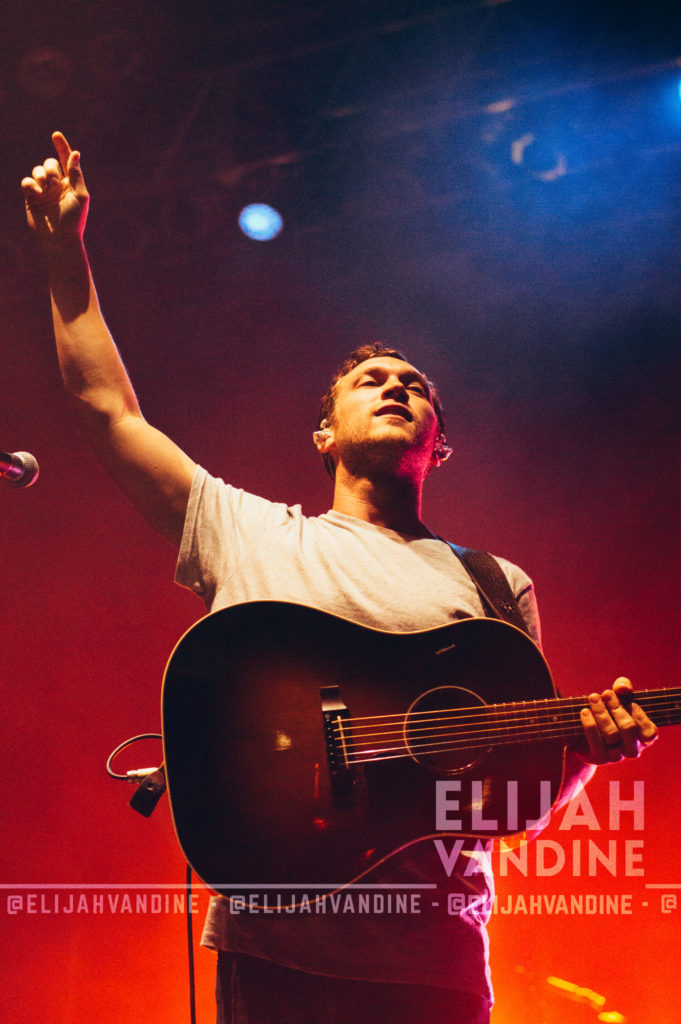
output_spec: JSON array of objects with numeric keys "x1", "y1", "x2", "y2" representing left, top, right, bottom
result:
[{"x1": 162, "y1": 602, "x2": 567, "y2": 894}]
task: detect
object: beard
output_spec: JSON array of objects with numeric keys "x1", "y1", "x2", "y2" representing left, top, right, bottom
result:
[{"x1": 336, "y1": 424, "x2": 431, "y2": 481}]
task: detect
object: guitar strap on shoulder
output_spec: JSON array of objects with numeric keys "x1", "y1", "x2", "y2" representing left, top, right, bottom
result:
[{"x1": 445, "y1": 542, "x2": 530, "y2": 636}]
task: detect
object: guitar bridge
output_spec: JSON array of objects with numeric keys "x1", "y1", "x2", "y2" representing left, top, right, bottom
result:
[{"x1": 320, "y1": 685, "x2": 356, "y2": 803}]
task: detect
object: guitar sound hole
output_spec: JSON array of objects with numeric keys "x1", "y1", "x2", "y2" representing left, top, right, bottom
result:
[{"x1": 404, "y1": 686, "x2": 489, "y2": 774}]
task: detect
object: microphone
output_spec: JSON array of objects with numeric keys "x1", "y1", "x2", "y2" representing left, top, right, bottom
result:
[{"x1": 0, "y1": 450, "x2": 40, "y2": 488}]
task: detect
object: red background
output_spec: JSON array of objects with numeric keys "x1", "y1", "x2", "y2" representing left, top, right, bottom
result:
[{"x1": 3, "y1": 255, "x2": 679, "y2": 1023}]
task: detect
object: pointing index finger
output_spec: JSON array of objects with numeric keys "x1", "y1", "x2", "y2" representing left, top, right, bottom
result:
[{"x1": 51, "y1": 131, "x2": 72, "y2": 173}]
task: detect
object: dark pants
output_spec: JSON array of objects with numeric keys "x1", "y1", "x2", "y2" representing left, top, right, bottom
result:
[{"x1": 216, "y1": 952, "x2": 492, "y2": 1024}]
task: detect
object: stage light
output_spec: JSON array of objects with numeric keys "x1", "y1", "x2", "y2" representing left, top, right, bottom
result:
[
  {"x1": 510, "y1": 133, "x2": 567, "y2": 182},
  {"x1": 238, "y1": 204, "x2": 283, "y2": 241}
]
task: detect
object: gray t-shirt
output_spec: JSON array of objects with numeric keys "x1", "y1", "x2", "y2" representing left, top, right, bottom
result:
[{"x1": 175, "y1": 466, "x2": 540, "y2": 997}]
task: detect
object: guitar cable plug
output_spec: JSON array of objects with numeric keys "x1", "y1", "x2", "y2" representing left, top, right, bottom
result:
[
  {"x1": 106, "y1": 733, "x2": 167, "y2": 817},
  {"x1": 128, "y1": 765, "x2": 167, "y2": 818}
]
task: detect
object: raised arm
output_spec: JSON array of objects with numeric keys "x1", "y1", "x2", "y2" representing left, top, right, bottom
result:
[{"x1": 22, "y1": 132, "x2": 196, "y2": 545}]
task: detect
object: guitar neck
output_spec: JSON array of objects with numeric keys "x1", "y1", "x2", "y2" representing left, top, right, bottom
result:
[
  {"x1": 493, "y1": 685, "x2": 681, "y2": 745},
  {"x1": 341, "y1": 686, "x2": 681, "y2": 767}
]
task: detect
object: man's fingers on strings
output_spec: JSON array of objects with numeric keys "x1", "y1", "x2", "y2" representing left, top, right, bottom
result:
[
  {"x1": 630, "y1": 701, "x2": 659, "y2": 747},
  {"x1": 581, "y1": 694, "x2": 626, "y2": 763},
  {"x1": 589, "y1": 691, "x2": 623, "y2": 741},
  {"x1": 612, "y1": 676, "x2": 633, "y2": 695},
  {"x1": 601, "y1": 690, "x2": 641, "y2": 757},
  {"x1": 580, "y1": 706, "x2": 615, "y2": 764},
  {"x1": 609, "y1": 677, "x2": 658, "y2": 750},
  {"x1": 581, "y1": 683, "x2": 657, "y2": 762}
]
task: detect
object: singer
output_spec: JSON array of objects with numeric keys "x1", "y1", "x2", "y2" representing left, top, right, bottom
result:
[{"x1": 22, "y1": 132, "x2": 659, "y2": 1024}]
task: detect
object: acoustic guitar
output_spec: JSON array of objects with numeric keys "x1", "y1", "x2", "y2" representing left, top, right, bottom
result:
[{"x1": 162, "y1": 601, "x2": 678, "y2": 897}]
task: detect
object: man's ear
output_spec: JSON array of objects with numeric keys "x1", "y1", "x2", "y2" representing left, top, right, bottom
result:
[
  {"x1": 312, "y1": 419, "x2": 334, "y2": 454},
  {"x1": 430, "y1": 434, "x2": 453, "y2": 468}
]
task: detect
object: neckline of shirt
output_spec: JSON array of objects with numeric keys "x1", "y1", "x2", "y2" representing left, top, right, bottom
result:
[{"x1": 321, "y1": 508, "x2": 443, "y2": 544}]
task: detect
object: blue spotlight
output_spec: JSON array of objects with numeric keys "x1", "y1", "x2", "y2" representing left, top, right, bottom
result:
[{"x1": 238, "y1": 203, "x2": 283, "y2": 241}]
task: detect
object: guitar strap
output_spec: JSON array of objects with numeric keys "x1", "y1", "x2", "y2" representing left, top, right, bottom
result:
[{"x1": 445, "y1": 542, "x2": 530, "y2": 636}]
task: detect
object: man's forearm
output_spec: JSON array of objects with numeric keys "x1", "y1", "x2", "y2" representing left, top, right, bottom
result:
[
  {"x1": 23, "y1": 134, "x2": 196, "y2": 545},
  {"x1": 46, "y1": 236, "x2": 141, "y2": 429},
  {"x1": 557, "y1": 747, "x2": 597, "y2": 811}
]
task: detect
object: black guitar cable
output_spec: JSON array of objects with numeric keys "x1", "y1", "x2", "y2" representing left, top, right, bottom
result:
[
  {"x1": 107, "y1": 733, "x2": 198, "y2": 1024},
  {"x1": 186, "y1": 862, "x2": 197, "y2": 1024}
]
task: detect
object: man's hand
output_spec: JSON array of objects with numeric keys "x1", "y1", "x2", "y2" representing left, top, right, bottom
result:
[
  {"x1": 21, "y1": 131, "x2": 89, "y2": 243},
  {"x1": 579, "y1": 677, "x2": 658, "y2": 765}
]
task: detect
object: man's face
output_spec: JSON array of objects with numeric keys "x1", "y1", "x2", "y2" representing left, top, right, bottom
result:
[{"x1": 324, "y1": 356, "x2": 440, "y2": 480}]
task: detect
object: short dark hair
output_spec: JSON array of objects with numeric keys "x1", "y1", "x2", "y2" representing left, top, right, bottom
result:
[{"x1": 316, "y1": 342, "x2": 447, "y2": 478}]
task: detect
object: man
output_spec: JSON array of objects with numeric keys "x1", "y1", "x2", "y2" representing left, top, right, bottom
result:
[{"x1": 23, "y1": 133, "x2": 658, "y2": 1024}]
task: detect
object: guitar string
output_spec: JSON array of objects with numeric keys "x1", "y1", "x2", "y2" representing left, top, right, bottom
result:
[
  {"x1": 339, "y1": 709, "x2": 584, "y2": 733},
  {"x1": 329, "y1": 689, "x2": 681, "y2": 729},
  {"x1": 330, "y1": 702, "x2": 679, "y2": 759},
  {"x1": 333, "y1": 711, "x2": 678, "y2": 748},
  {"x1": 330, "y1": 693, "x2": 681, "y2": 744},
  {"x1": 335, "y1": 714, "x2": 674, "y2": 752},
  {"x1": 347, "y1": 724, "x2": 584, "y2": 756},
  {"x1": 331, "y1": 693, "x2": 680, "y2": 730},
  {"x1": 333, "y1": 719, "x2": 568, "y2": 746},
  {"x1": 343, "y1": 726, "x2": 591, "y2": 765}
]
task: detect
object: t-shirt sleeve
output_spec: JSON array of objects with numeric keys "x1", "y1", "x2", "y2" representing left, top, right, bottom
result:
[
  {"x1": 174, "y1": 466, "x2": 293, "y2": 609},
  {"x1": 493, "y1": 554, "x2": 542, "y2": 650},
  {"x1": 516, "y1": 579, "x2": 541, "y2": 649}
]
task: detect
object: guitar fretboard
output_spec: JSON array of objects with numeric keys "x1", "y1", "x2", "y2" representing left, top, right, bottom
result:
[{"x1": 334, "y1": 686, "x2": 680, "y2": 764}]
